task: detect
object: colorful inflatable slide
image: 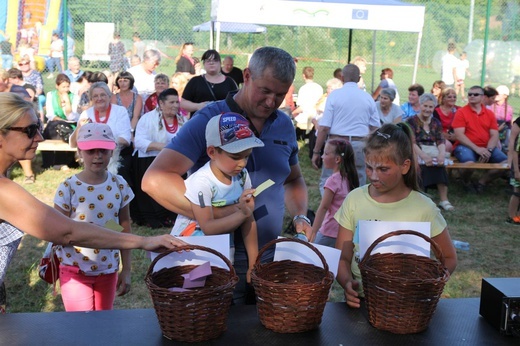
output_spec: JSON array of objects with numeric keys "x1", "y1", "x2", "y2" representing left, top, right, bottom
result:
[{"x1": 0, "y1": 0, "x2": 66, "y2": 69}]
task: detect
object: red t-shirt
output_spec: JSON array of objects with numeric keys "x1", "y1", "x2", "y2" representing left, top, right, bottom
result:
[
  {"x1": 433, "y1": 105, "x2": 459, "y2": 133},
  {"x1": 451, "y1": 104, "x2": 498, "y2": 149}
]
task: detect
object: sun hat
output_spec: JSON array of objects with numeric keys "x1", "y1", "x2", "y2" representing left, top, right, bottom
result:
[
  {"x1": 76, "y1": 122, "x2": 116, "y2": 150},
  {"x1": 496, "y1": 85, "x2": 510, "y2": 96},
  {"x1": 205, "y1": 112, "x2": 264, "y2": 154}
]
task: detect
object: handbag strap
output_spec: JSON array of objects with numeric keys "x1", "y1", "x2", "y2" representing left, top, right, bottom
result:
[{"x1": 202, "y1": 74, "x2": 218, "y2": 101}]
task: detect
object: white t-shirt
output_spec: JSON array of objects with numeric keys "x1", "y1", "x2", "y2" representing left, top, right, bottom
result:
[
  {"x1": 126, "y1": 64, "x2": 156, "y2": 100},
  {"x1": 294, "y1": 81, "x2": 324, "y2": 130},
  {"x1": 441, "y1": 53, "x2": 459, "y2": 85},
  {"x1": 456, "y1": 59, "x2": 469, "y2": 81},
  {"x1": 170, "y1": 161, "x2": 251, "y2": 237}
]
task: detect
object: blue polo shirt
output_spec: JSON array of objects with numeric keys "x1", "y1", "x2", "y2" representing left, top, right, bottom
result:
[{"x1": 166, "y1": 92, "x2": 299, "y2": 261}]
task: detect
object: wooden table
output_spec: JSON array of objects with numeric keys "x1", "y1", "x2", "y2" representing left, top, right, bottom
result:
[{"x1": 0, "y1": 298, "x2": 516, "y2": 345}]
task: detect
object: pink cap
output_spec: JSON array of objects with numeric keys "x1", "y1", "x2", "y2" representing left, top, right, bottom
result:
[{"x1": 77, "y1": 123, "x2": 116, "y2": 150}]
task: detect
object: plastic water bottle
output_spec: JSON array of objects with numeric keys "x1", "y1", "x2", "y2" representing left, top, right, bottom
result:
[
  {"x1": 294, "y1": 233, "x2": 309, "y2": 242},
  {"x1": 452, "y1": 240, "x2": 470, "y2": 251}
]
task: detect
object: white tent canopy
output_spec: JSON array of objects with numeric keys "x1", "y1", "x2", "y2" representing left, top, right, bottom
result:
[
  {"x1": 193, "y1": 21, "x2": 266, "y2": 34},
  {"x1": 193, "y1": 21, "x2": 267, "y2": 50},
  {"x1": 210, "y1": 0, "x2": 425, "y2": 83}
]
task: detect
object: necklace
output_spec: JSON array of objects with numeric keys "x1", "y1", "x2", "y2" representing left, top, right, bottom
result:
[
  {"x1": 95, "y1": 104, "x2": 112, "y2": 124},
  {"x1": 163, "y1": 116, "x2": 178, "y2": 133},
  {"x1": 205, "y1": 73, "x2": 222, "y2": 88}
]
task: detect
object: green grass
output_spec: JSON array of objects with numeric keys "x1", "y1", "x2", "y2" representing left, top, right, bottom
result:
[{"x1": 4, "y1": 142, "x2": 520, "y2": 313}]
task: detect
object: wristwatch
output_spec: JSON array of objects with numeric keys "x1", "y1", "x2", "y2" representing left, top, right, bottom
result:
[
  {"x1": 487, "y1": 148, "x2": 493, "y2": 152},
  {"x1": 293, "y1": 214, "x2": 311, "y2": 225}
]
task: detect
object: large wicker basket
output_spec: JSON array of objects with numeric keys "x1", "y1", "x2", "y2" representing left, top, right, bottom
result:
[
  {"x1": 358, "y1": 230, "x2": 450, "y2": 334},
  {"x1": 145, "y1": 245, "x2": 238, "y2": 342},
  {"x1": 251, "y1": 237, "x2": 334, "y2": 333}
]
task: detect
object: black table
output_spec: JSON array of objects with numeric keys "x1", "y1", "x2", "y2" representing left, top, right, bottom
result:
[{"x1": 0, "y1": 299, "x2": 516, "y2": 345}]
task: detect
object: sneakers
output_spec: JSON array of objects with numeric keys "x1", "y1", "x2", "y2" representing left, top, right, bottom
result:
[
  {"x1": 46, "y1": 73, "x2": 54, "y2": 79},
  {"x1": 506, "y1": 216, "x2": 520, "y2": 225},
  {"x1": 438, "y1": 200, "x2": 455, "y2": 211}
]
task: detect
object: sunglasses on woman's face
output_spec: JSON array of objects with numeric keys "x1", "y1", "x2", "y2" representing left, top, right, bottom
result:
[{"x1": 6, "y1": 120, "x2": 43, "y2": 139}]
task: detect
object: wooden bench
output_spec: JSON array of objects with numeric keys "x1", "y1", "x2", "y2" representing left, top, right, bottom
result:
[
  {"x1": 445, "y1": 159, "x2": 510, "y2": 170},
  {"x1": 37, "y1": 140, "x2": 77, "y2": 152}
]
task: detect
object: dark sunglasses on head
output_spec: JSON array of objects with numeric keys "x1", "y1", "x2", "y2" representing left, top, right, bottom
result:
[
  {"x1": 6, "y1": 120, "x2": 43, "y2": 139},
  {"x1": 468, "y1": 93, "x2": 483, "y2": 97}
]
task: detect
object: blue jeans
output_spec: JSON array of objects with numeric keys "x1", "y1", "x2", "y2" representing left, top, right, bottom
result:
[
  {"x1": 46, "y1": 57, "x2": 62, "y2": 74},
  {"x1": 453, "y1": 144, "x2": 507, "y2": 163},
  {"x1": 1, "y1": 55, "x2": 12, "y2": 69}
]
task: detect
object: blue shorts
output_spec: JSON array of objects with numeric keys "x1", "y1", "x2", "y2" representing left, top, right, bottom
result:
[{"x1": 453, "y1": 145, "x2": 507, "y2": 163}]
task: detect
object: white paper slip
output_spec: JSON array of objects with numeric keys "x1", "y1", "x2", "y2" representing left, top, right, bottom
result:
[
  {"x1": 273, "y1": 236, "x2": 340, "y2": 278},
  {"x1": 357, "y1": 221, "x2": 431, "y2": 260},
  {"x1": 253, "y1": 179, "x2": 274, "y2": 197},
  {"x1": 150, "y1": 234, "x2": 230, "y2": 271}
]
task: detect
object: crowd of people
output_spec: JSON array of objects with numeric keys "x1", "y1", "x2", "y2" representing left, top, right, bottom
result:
[{"x1": 4, "y1": 35, "x2": 520, "y2": 316}]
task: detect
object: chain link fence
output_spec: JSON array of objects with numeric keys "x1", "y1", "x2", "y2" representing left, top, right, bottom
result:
[{"x1": 6, "y1": 1, "x2": 520, "y2": 95}]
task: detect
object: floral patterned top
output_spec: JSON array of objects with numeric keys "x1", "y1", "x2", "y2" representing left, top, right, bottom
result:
[{"x1": 406, "y1": 115, "x2": 445, "y2": 147}]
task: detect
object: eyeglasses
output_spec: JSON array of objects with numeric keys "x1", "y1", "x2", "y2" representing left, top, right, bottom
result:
[
  {"x1": 468, "y1": 93, "x2": 483, "y2": 97},
  {"x1": 204, "y1": 59, "x2": 220, "y2": 64},
  {"x1": 18, "y1": 62, "x2": 29, "y2": 66},
  {"x1": 5, "y1": 120, "x2": 42, "y2": 139}
]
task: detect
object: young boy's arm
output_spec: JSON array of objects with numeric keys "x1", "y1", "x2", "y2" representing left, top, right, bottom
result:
[
  {"x1": 241, "y1": 215, "x2": 259, "y2": 283},
  {"x1": 192, "y1": 188, "x2": 255, "y2": 235},
  {"x1": 117, "y1": 204, "x2": 132, "y2": 296}
]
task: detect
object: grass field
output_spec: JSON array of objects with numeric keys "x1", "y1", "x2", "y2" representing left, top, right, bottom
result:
[{"x1": 4, "y1": 139, "x2": 520, "y2": 313}]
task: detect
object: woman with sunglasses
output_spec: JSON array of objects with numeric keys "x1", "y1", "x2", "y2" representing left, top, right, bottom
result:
[
  {"x1": 41, "y1": 73, "x2": 80, "y2": 170},
  {"x1": 181, "y1": 49, "x2": 238, "y2": 116},
  {"x1": 0, "y1": 93, "x2": 185, "y2": 313}
]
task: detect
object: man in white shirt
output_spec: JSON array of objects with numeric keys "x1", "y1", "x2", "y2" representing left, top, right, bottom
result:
[
  {"x1": 292, "y1": 66, "x2": 323, "y2": 140},
  {"x1": 126, "y1": 49, "x2": 161, "y2": 102},
  {"x1": 441, "y1": 43, "x2": 459, "y2": 87},
  {"x1": 312, "y1": 64, "x2": 379, "y2": 190}
]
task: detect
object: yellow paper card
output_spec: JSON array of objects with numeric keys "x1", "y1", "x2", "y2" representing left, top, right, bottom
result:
[
  {"x1": 253, "y1": 179, "x2": 275, "y2": 197},
  {"x1": 104, "y1": 219, "x2": 124, "y2": 232}
]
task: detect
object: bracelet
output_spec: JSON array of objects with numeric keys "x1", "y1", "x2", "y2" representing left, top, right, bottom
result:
[
  {"x1": 312, "y1": 151, "x2": 320, "y2": 155},
  {"x1": 487, "y1": 148, "x2": 493, "y2": 152},
  {"x1": 293, "y1": 214, "x2": 311, "y2": 225}
]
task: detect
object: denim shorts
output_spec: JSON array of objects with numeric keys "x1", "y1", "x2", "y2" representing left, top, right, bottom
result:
[{"x1": 453, "y1": 145, "x2": 507, "y2": 163}]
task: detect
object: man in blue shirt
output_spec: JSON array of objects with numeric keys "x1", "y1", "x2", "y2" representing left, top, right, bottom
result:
[{"x1": 143, "y1": 46, "x2": 311, "y2": 304}]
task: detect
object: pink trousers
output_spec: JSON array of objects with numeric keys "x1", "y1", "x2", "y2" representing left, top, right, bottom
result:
[{"x1": 59, "y1": 264, "x2": 117, "y2": 312}]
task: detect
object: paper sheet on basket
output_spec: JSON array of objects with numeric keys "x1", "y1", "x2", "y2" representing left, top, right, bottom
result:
[
  {"x1": 356, "y1": 221, "x2": 431, "y2": 260},
  {"x1": 273, "y1": 237, "x2": 340, "y2": 278},
  {"x1": 150, "y1": 234, "x2": 230, "y2": 272}
]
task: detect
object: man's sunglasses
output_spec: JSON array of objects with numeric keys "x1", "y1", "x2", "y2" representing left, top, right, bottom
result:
[{"x1": 5, "y1": 120, "x2": 43, "y2": 139}]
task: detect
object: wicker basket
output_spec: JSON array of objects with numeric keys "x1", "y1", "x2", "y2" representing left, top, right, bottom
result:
[
  {"x1": 358, "y1": 230, "x2": 450, "y2": 334},
  {"x1": 251, "y1": 237, "x2": 334, "y2": 333},
  {"x1": 145, "y1": 245, "x2": 238, "y2": 342}
]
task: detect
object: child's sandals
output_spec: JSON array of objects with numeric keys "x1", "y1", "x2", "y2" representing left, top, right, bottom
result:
[{"x1": 438, "y1": 200, "x2": 454, "y2": 211}]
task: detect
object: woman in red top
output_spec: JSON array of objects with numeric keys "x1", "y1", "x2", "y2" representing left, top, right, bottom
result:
[{"x1": 433, "y1": 87, "x2": 459, "y2": 153}]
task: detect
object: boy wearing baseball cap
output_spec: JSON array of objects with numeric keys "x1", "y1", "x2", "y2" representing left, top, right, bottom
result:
[
  {"x1": 171, "y1": 112, "x2": 263, "y2": 282},
  {"x1": 53, "y1": 123, "x2": 135, "y2": 311}
]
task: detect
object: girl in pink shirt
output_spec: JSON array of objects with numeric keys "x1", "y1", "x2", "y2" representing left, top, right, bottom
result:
[
  {"x1": 488, "y1": 85, "x2": 514, "y2": 150},
  {"x1": 310, "y1": 139, "x2": 360, "y2": 247}
]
